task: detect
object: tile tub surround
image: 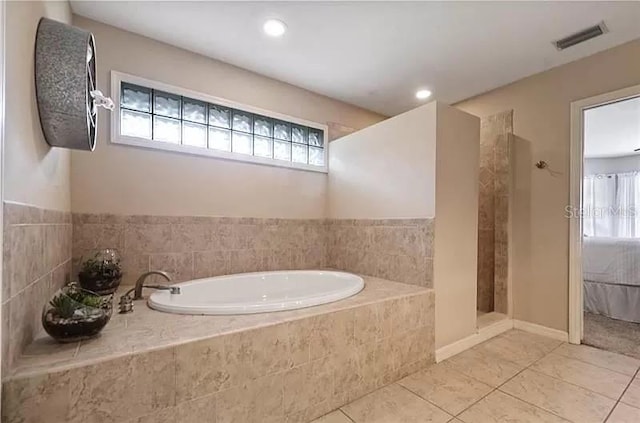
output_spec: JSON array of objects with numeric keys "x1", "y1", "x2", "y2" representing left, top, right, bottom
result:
[
  {"x1": 327, "y1": 219, "x2": 434, "y2": 288},
  {"x1": 73, "y1": 213, "x2": 435, "y2": 289},
  {"x1": 2, "y1": 202, "x2": 73, "y2": 374},
  {"x1": 477, "y1": 111, "x2": 512, "y2": 314},
  {"x1": 3, "y1": 276, "x2": 435, "y2": 423},
  {"x1": 72, "y1": 213, "x2": 328, "y2": 286}
]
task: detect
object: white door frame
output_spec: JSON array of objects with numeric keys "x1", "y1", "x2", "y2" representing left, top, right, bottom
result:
[
  {"x1": 0, "y1": 0, "x2": 6, "y2": 384},
  {"x1": 568, "y1": 83, "x2": 640, "y2": 344}
]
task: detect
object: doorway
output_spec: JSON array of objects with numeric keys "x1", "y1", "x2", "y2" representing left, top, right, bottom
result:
[
  {"x1": 0, "y1": 0, "x2": 5, "y2": 383},
  {"x1": 569, "y1": 84, "x2": 640, "y2": 357}
]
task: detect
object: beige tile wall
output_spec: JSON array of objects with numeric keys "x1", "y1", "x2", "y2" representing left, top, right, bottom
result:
[
  {"x1": 1, "y1": 209, "x2": 435, "y2": 377},
  {"x1": 72, "y1": 214, "x2": 328, "y2": 286},
  {"x1": 477, "y1": 111, "x2": 512, "y2": 313},
  {"x1": 327, "y1": 219, "x2": 434, "y2": 288},
  {"x1": 73, "y1": 214, "x2": 435, "y2": 289},
  {"x1": 2, "y1": 202, "x2": 72, "y2": 374},
  {"x1": 493, "y1": 116, "x2": 512, "y2": 315},
  {"x1": 478, "y1": 118, "x2": 496, "y2": 312},
  {"x1": 2, "y1": 291, "x2": 434, "y2": 423}
]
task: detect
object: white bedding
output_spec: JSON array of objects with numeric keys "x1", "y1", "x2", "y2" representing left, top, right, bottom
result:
[
  {"x1": 584, "y1": 281, "x2": 640, "y2": 323},
  {"x1": 582, "y1": 236, "x2": 640, "y2": 287}
]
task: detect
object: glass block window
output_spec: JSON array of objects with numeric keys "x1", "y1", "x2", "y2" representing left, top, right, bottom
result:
[{"x1": 117, "y1": 77, "x2": 327, "y2": 171}]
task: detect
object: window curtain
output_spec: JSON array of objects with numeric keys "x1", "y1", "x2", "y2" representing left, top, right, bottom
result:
[
  {"x1": 584, "y1": 172, "x2": 640, "y2": 238},
  {"x1": 615, "y1": 172, "x2": 640, "y2": 237},
  {"x1": 583, "y1": 174, "x2": 616, "y2": 237}
]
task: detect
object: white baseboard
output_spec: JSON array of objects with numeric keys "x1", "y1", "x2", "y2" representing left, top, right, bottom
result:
[
  {"x1": 435, "y1": 317, "x2": 513, "y2": 362},
  {"x1": 513, "y1": 320, "x2": 569, "y2": 342},
  {"x1": 435, "y1": 318, "x2": 569, "y2": 363}
]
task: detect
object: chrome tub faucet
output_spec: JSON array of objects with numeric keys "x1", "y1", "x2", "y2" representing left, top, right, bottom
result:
[
  {"x1": 132, "y1": 270, "x2": 178, "y2": 300},
  {"x1": 119, "y1": 270, "x2": 180, "y2": 314}
]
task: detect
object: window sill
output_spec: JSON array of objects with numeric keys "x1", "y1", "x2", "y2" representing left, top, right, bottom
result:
[{"x1": 111, "y1": 134, "x2": 329, "y2": 174}]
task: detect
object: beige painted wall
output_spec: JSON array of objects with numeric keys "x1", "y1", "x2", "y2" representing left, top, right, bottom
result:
[
  {"x1": 434, "y1": 103, "x2": 480, "y2": 349},
  {"x1": 456, "y1": 39, "x2": 640, "y2": 332},
  {"x1": 71, "y1": 16, "x2": 385, "y2": 218},
  {"x1": 5, "y1": 1, "x2": 72, "y2": 211},
  {"x1": 327, "y1": 100, "x2": 479, "y2": 348},
  {"x1": 327, "y1": 102, "x2": 437, "y2": 219}
]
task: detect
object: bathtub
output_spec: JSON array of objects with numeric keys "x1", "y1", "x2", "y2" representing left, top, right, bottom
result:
[{"x1": 148, "y1": 270, "x2": 365, "y2": 315}]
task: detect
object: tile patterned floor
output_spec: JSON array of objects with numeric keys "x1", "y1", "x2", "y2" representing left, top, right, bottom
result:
[{"x1": 312, "y1": 329, "x2": 640, "y2": 423}]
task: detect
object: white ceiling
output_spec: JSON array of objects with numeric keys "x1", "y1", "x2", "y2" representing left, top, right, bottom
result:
[
  {"x1": 71, "y1": 1, "x2": 640, "y2": 116},
  {"x1": 584, "y1": 96, "x2": 640, "y2": 159}
]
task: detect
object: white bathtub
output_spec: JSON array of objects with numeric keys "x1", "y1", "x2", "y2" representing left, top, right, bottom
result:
[{"x1": 148, "y1": 270, "x2": 364, "y2": 315}]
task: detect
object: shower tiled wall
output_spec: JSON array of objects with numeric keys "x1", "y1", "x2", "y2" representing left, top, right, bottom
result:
[
  {"x1": 2, "y1": 202, "x2": 73, "y2": 373},
  {"x1": 327, "y1": 219, "x2": 434, "y2": 288},
  {"x1": 72, "y1": 214, "x2": 327, "y2": 286},
  {"x1": 477, "y1": 111, "x2": 512, "y2": 313}
]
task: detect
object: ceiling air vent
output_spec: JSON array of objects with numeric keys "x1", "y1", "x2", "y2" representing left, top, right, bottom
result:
[{"x1": 553, "y1": 22, "x2": 608, "y2": 50}]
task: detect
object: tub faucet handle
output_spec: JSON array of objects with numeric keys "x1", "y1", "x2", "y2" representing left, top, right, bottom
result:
[{"x1": 118, "y1": 293, "x2": 134, "y2": 314}]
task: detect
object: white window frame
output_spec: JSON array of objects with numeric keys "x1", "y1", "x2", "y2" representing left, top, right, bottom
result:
[{"x1": 110, "y1": 71, "x2": 329, "y2": 173}]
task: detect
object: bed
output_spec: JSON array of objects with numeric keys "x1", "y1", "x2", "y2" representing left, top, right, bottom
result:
[{"x1": 583, "y1": 236, "x2": 640, "y2": 323}]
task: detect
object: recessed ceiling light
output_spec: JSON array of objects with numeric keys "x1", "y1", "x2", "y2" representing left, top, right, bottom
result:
[
  {"x1": 263, "y1": 19, "x2": 287, "y2": 37},
  {"x1": 416, "y1": 89, "x2": 432, "y2": 100}
]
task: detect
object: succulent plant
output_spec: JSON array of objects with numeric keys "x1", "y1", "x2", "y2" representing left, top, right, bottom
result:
[
  {"x1": 49, "y1": 286, "x2": 106, "y2": 319},
  {"x1": 78, "y1": 249, "x2": 123, "y2": 295},
  {"x1": 49, "y1": 294, "x2": 79, "y2": 319},
  {"x1": 78, "y1": 255, "x2": 122, "y2": 281}
]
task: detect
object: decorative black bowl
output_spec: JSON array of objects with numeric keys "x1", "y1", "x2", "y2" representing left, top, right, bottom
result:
[{"x1": 42, "y1": 284, "x2": 113, "y2": 343}]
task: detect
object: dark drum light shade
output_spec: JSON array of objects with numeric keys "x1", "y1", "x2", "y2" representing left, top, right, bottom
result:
[{"x1": 35, "y1": 18, "x2": 112, "y2": 151}]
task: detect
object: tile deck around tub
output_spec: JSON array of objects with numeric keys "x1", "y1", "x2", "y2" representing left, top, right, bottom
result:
[
  {"x1": 313, "y1": 330, "x2": 640, "y2": 423},
  {"x1": 8, "y1": 275, "x2": 430, "y2": 380},
  {"x1": 3, "y1": 275, "x2": 434, "y2": 423}
]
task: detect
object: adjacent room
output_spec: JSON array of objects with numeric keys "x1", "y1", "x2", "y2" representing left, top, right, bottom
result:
[
  {"x1": 582, "y1": 95, "x2": 640, "y2": 357},
  {"x1": 2, "y1": 1, "x2": 640, "y2": 423}
]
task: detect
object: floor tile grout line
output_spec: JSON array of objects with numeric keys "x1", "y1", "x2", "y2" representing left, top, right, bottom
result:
[
  {"x1": 471, "y1": 344, "x2": 529, "y2": 369},
  {"x1": 397, "y1": 350, "x2": 505, "y2": 419},
  {"x1": 337, "y1": 408, "x2": 356, "y2": 423},
  {"x1": 520, "y1": 341, "x2": 636, "y2": 401},
  {"x1": 464, "y1": 331, "x2": 564, "y2": 372},
  {"x1": 473, "y1": 342, "x2": 577, "y2": 422},
  {"x1": 524, "y1": 365, "x2": 629, "y2": 402},
  {"x1": 493, "y1": 340, "x2": 562, "y2": 389},
  {"x1": 440, "y1": 360, "x2": 500, "y2": 388},
  {"x1": 395, "y1": 382, "x2": 456, "y2": 419},
  {"x1": 552, "y1": 348, "x2": 640, "y2": 378},
  {"x1": 404, "y1": 360, "x2": 501, "y2": 419},
  {"x1": 491, "y1": 341, "x2": 624, "y2": 423},
  {"x1": 452, "y1": 385, "x2": 498, "y2": 418},
  {"x1": 495, "y1": 389, "x2": 574, "y2": 422},
  {"x1": 452, "y1": 343, "x2": 561, "y2": 420},
  {"x1": 604, "y1": 366, "x2": 640, "y2": 423},
  {"x1": 439, "y1": 336, "x2": 565, "y2": 418},
  {"x1": 443, "y1": 347, "x2": 525, "y2": 387},
  {"x1": 450, "y1": 344, "x2": 551, "y2": 418},
  {"x1": 436, "y1": 361, "x2": 495, "y2": 390}
]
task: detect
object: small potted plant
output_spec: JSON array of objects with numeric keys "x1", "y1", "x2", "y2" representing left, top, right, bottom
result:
[
  {"x1": 78, "y1": 249, "x2": 123, "y2": 295},
  {"x1": 42, "y1": 283, "x2": 113, "y2": 343}
]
